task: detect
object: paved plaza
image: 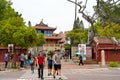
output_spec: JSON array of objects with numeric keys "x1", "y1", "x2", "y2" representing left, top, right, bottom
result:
[{"x1": 0, "y1": 60, "x2": 120, "y2": 80}]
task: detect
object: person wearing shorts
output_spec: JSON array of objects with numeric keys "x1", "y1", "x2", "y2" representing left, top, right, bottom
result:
[
  {"x1": 47, "y1": 54, "x2": 53, "y2": 76},
  {"x1": 53, "y1": 49, "x2": 62, "y2": 80}
]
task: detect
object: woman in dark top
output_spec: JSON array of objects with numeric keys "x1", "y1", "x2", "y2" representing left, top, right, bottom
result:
[{"x1": 47, "y1": 54, "x2": 53, "y2": 76}]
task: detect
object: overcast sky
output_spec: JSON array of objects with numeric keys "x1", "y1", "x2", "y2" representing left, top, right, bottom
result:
[{"x1": 11, "y1": 0, "x2": 96, "y2": 33}]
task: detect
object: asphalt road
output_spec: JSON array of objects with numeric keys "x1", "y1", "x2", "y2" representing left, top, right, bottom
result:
[
  {"x1": 0, "y1": 60, "x2": 120, "y2": 80},
  {"x1": 0, "y1": 67, "x2": 120, "y2": 80}
]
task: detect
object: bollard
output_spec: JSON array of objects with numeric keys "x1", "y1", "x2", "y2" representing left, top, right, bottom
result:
[{"x1": 101, "y1": 50, "x2": 106, "y2": 66}]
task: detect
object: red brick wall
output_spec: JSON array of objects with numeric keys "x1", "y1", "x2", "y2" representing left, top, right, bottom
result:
[
  {"x1": 97, "y1": 50, "x2": 120, "y2": 62},
  {"x1": 0, "y1": 49, "x2": 27, "y2": 62}
]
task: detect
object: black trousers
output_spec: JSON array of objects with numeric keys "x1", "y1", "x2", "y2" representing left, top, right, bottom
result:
[
  {"x1": 79, "y1": 60, "x2": 84, "y2": 65},
  {"x1": 38, "y1": 64, "x2": 44, "y2": 78},
  {"x1": 4, "y1": 61, "x2": 8, "y2": 68},
  {"x1": 20, "y1": 61, "x2": 24, "y2": 68}
]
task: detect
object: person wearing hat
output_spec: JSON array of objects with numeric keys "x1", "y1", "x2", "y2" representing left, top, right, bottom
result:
[{"x1": 53, "y1": 49, "x2": 63, "y2": 80}]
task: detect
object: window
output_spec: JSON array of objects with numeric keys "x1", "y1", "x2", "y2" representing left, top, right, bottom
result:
[{"x1": 37, "y1": 30, "x2": 41, "y2": 33}]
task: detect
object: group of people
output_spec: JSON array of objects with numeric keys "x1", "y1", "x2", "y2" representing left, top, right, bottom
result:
[
  {"x1": 3, "y1": 49, "x2": 63, "y2": 80},
  {"x1": 3, "y1": 49, "x2": 84, "y2": 80},
  {"x1": 24, "y1": 49, "x2": 63, "y2": 80}
]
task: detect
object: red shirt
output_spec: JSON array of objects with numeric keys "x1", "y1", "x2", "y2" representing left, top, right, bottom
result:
[{"x1": 37, "y1": 56, "x2": 45, "y2": 65}]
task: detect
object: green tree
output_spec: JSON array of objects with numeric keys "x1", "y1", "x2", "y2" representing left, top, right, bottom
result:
[
  {"x1": 93, "y1": 21, "x2": 120, "y2": 40},
  {"x1": 73, "y1": 17, "x2": 84, "y2": 30},
  {"x1": 66, "y1": 28, "x2": 88, "y2": 45},
  {"x1": 0, "y1": 0, "x2": 46, "y2": 68},
  {"x1": 94, "y1": 0, "x2": 120, "y2": 25},
  {"x1": 98, "y1": 22, "x2": 120, "y2": 39},
  {"x1": 0, "y1": 0, "x2": 46, "y2": 48},
  {"x1": 0, "y1": 0, "x2": 22, "y2": 21},
  {"x1": 0, "y1": 24, "x2": 46, "y2": 48}
]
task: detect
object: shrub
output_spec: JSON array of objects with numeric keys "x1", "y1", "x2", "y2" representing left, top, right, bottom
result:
[
  {"x1": 64, "y1": 44, "x2": 71, "y2": 50},
  {"x1": 109, "y1": 61, "x2": 119, "y2": 67}
]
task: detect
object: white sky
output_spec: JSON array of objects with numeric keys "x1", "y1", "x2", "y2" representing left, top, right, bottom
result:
[{"x1": 11, "y1": 0, "x2": 96, "y2": 33}]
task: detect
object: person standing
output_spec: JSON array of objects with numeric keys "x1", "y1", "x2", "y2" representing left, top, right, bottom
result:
[
  {"x1": 20, "y1": 53, "x2": 25, "y2": 69},
  {"x1": 53, "y1": 49, "x2": 63, "y2": 80},
  {"x1": 79, "y1": 55, "x2": 84, "y2": 65},
  {"x1": 4, "y1": 52, "x2": 8, "y2": 70},
  {"x1": 37, "y1": 51, "x2": 45, "y2": 80},
  {"x1": 24, "y1": 53, "x2": 28, "y2": 67}
]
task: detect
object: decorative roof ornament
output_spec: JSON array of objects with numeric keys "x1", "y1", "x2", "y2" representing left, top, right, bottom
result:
[{"x1": 36, "y1": 19, "x2": 48, "y2": 27}]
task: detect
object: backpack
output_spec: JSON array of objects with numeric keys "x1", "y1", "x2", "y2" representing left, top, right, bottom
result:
[{"x1": 29, "y1": 59, "x2": 34, "y2": 64}]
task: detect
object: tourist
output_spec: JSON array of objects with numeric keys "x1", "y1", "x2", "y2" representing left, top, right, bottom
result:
[
  {"x1": 30, "y1": 55, "x2": 35, "y2": 74},
  {"x1": 53, "y1": 49, "x2": 63, "y2": 80},
  {"x1": 24, "y1": 53, "x2": 28, "y2": 67},
  {"x1": 28, "y1": 51, "x2": 32, "y2": 65},
  {"x1": 4, "y1": 52, "x2": 8, "y2": 70},
  {"x1": 20, "y1": 53, "x2": 25, "y2": 69},
  {"x1": 47, "y1": 52, "x2": 53, "y2": 76},
  {"x1": 79, "y1": 55, "x2": 84, "y2": 65},
  {"x1": 37, "y1": 50, "x2": 45, "y2": 80}
]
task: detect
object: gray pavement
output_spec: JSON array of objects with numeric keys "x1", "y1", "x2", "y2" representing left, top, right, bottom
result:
[
  {"x1": 18, "y1": 69, "x2": 68, "y2": 80},
  {"x1": 0, "y1": 60, "x2": 120, "y2": 80}
]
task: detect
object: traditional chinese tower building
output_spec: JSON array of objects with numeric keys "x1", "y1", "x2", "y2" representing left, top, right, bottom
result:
[{"x1": 34, "y1": 20, "x2": 62, "y2": 51}]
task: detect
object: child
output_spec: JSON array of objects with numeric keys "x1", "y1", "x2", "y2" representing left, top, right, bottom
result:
[{"x1": 30, "y1": 55, "x2": 35, "y2": 74}]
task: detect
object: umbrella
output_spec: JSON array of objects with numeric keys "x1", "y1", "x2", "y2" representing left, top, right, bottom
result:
[{"x1": 75, "y1": 52, "x2": 82, "y2": 56}]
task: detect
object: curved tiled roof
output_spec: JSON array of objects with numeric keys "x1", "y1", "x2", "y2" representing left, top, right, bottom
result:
[
  {"x1": 94, "y1": 37, "x2": 116, "y2": 44},
  {"x1": 45, "y1": 36, "x2": 62, "y2": 40},
  {"x1": 34, "y1": 20, "x2": 56, "y2": 30},
  {"x1": 35, "y1": 26, "x2": 56, "y2": 30}
]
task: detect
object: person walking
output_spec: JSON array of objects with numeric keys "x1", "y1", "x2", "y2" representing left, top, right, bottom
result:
[
  {"x1": 4, "y1": 52, "x2": 8, "y2": 70},
  {"x1": 47, "y1": 53, "x2": 53, "y2": 76},
  {"x1": 37, "y1": 51, "x2": 45, "y2": 80},
  {"x1": 53, "y1": 49, "x2": 63, "y2": 80},
  {"x1": 28, "y1": 51, "x2": 31, "y2": 66},
  {"x1": 30, "y1": 55, "x2": 35, "y2": 74},
  {"x1": 79, "y1": 55, "x2": 84, "y2": 65}
]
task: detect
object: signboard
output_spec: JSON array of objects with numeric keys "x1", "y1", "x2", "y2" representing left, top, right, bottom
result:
[
  {"x1": 8, "y1": 44, "x2": 14, "y2": 53},
  {"x1": 86, "y1": 47, "x2": 92, "y2": 58}
]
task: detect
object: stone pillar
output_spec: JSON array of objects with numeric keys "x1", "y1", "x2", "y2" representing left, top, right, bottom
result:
[{"x1": 101, "y1": 50, "x2": 106, "y2": 66}]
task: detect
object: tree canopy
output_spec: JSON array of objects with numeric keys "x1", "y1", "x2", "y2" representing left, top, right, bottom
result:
[
  {"x1": 68, "y1": 0, "x2": 120, "y2": 44},
  {"x1": 92, "y1": 0, "x2": 120, "y2": 40},
  {"x1": 94, "y1": 0, "x2": 120, "y2": 25},
  {"x1": 0, "y1": 0, "x2": 45, "y2": 48},
  {"x1": 66, "y1": 28, "x2": 88, "y2": 45},
  {"x1": 94, "y1": 22, "x2": 120, "y2": 39}
]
